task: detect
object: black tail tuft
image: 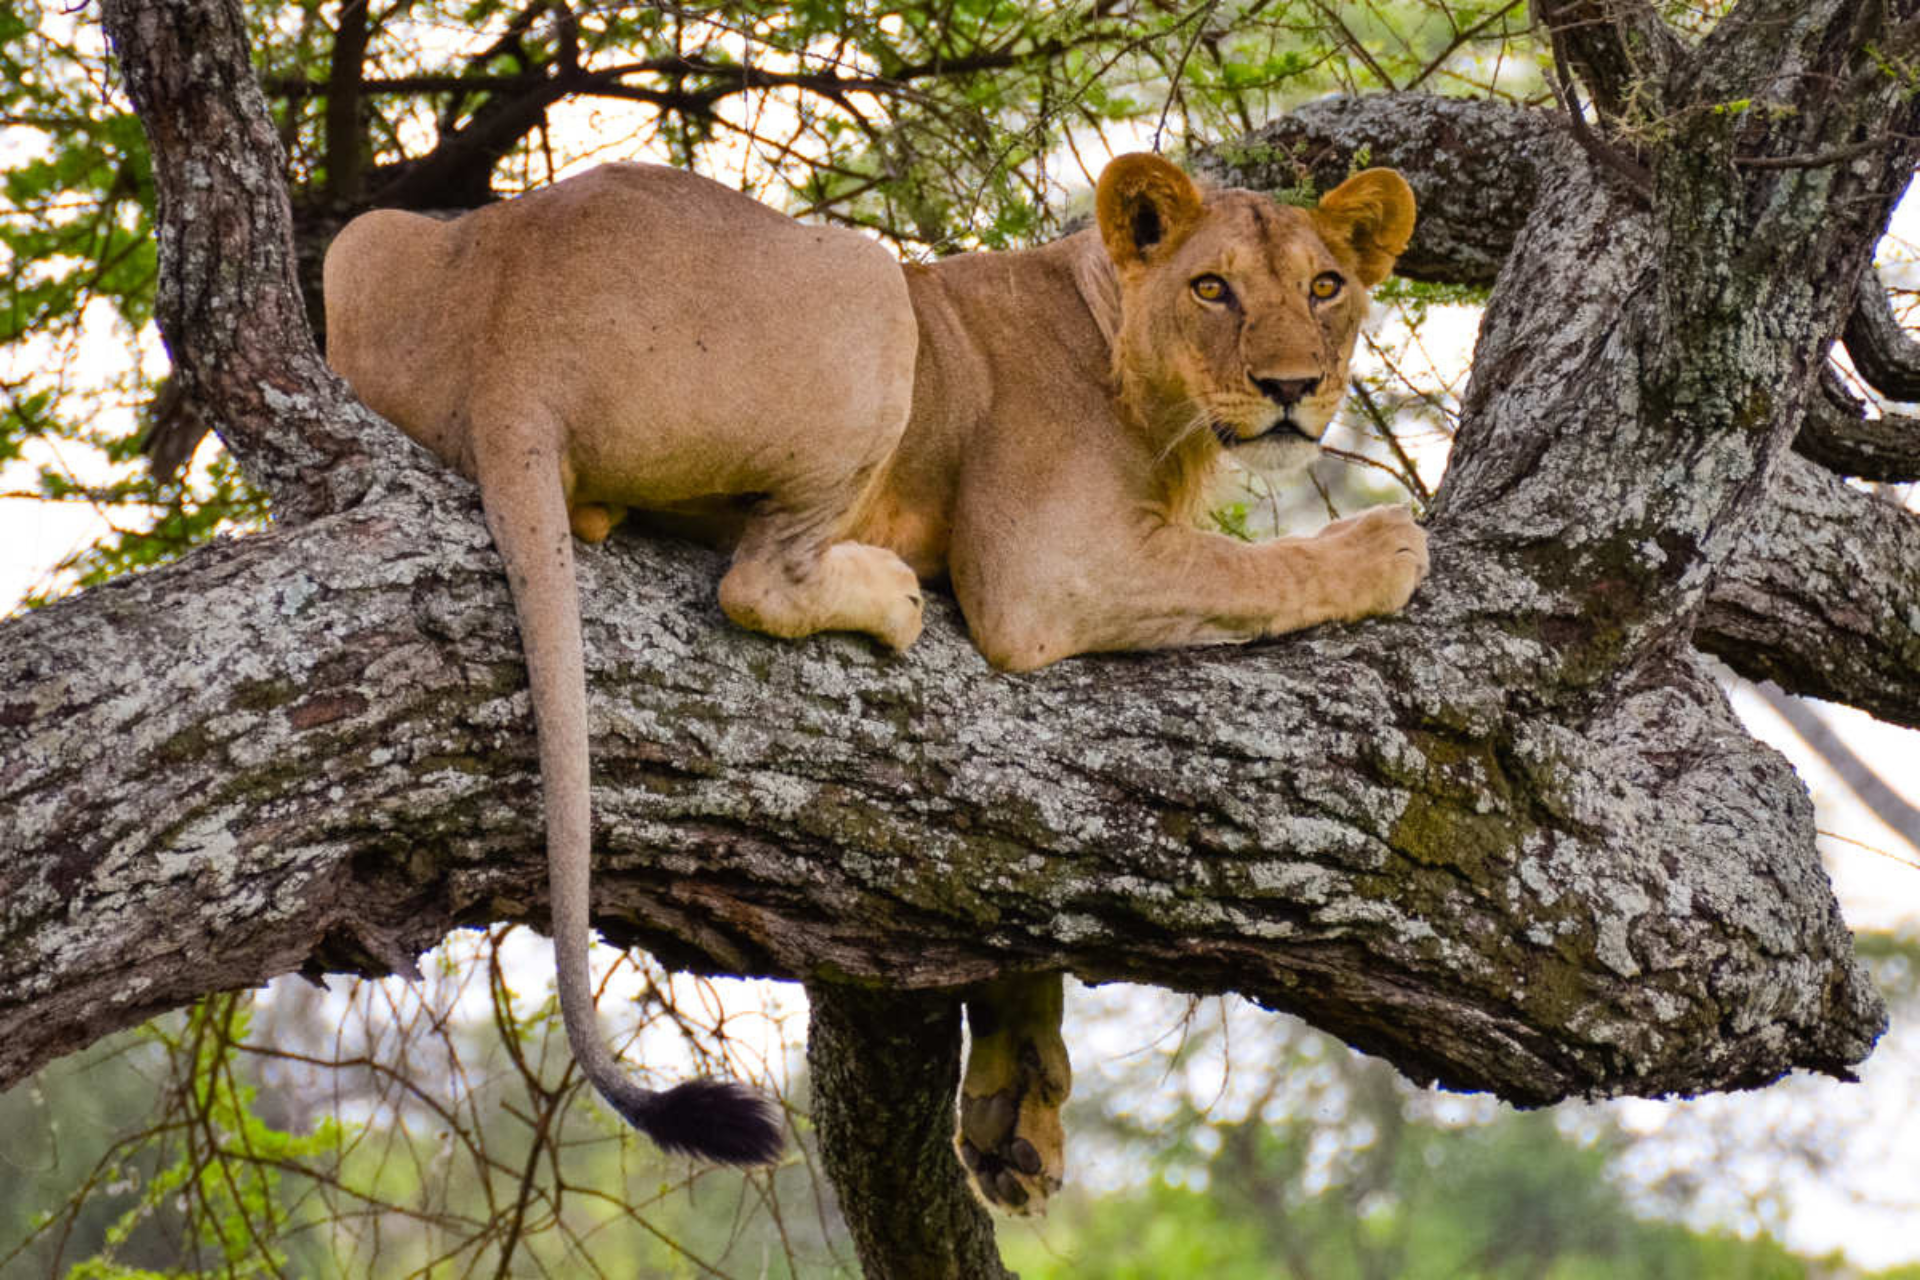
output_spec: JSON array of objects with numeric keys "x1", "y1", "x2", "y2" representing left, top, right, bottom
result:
[{"x1": 610, "y1": 1077, "x2": 786, "y2": 1166}]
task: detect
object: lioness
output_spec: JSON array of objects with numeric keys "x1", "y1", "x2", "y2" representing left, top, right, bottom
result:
[{"x1": 323, "y1": 152, "x2": 1423, "y2": 1211}]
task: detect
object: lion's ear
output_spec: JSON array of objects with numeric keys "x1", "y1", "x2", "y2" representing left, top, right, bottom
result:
[
  {"x1": 1096, "y1": 153, "x2": 1204, "y2": 271},
  {"x1": 1309, "y1": 168, "x2": 1416, "y2": 287}
]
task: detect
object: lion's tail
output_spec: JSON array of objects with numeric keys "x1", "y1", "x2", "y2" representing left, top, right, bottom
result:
[{"x1": 471, "y1": 412, "x2": 784, "y2": 1167}]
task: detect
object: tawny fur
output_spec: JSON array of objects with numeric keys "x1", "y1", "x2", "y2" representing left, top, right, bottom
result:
[{"x1": 322, "y1": 154, "x2": 1423, "y2": 1202}]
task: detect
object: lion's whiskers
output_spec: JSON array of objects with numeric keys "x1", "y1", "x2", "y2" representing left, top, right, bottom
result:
[{"x1": 1154, "y1": 402, "x2": 1216, "y2": 467}]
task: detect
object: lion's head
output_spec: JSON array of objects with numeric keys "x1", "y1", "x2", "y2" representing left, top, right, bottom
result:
[{"x1": 1089, "y1": 153, "x2": 1416, "y2": 509}]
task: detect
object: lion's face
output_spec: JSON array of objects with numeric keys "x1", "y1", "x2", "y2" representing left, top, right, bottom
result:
[{"x1": 1095, "y1": 157, "x2": 1416, "y2": 494}]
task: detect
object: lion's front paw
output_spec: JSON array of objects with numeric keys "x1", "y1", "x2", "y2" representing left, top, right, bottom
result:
[
  {"x1": 957, "y1": 975, "x2": 1069, "y2": 1215},
  {"x1": 1326, "y1": 505, "x2": 1429, "y2": 617},
  {"x1": 824, "y1": 542, "x2": 925, "y2": 651}
]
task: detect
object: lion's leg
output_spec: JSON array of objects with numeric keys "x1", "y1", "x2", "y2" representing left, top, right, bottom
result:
[
  {"x1": 956, "y1": 504, "x2": 1428, "y2": 669},
  {"x1": 956, "y1": 972, "x2": 1070, "y2": 1215},
  {"x1": 719, "y1": 501, "x2": 924, "y2": 652}
]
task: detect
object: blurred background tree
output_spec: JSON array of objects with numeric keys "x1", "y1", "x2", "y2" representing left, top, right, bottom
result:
[{"x1": 8, "y1": 937, "x2": 1919, "y2": 1276}]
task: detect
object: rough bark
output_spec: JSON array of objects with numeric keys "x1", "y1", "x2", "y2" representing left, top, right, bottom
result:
[
  {"x1": 1752, "y1": 683, "x2": 1920, "y2": 850},
  {"x1": 6, "y1": 2, "x2": 1919, "y2": 1277},
  {"x1": 0, "y1": 478, "x2": 1885, "y2": 1096},
  {"x1": 101, "y1": 0, "x2": 417, "y2": 515},
  {"x1": 1698, "y1": 454, "x2": 1920, "y2": 729},
  {"x1": 1794, "y1": 371, "x2": 1920, "y2": 485},
  {"x1": 1535, "y1": 0, "x2": 1687, "y2": 124},
  {"x1": 807, "y1": 985, "x2": 1013, "y2": 1280},
  {"x1": 1845, "y1": 263, "x2": 1920, "y2": 402}
]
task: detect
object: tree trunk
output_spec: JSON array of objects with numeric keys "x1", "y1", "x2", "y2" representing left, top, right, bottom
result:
[
  {"x1": 5, "y1": 1, "x2": 1919, "y2": 1275},
  {"x1": 807, "y1": 985, "x2": 1014, "y2": 1280}
]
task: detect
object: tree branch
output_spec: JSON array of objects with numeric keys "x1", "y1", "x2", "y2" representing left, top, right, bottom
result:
[
  {"x1": 365, "y1": 70, "x2": 581, "y2": 210},
  {"x1": 323, "y1": 0, "x2": 370, "y2": 205},
  {"x1": 1699, "y1": 453, "x2": 1920, "y2": 730},
  {"x1": 101, "y1": 0, "x2": 415, "y2": 519},
  {"x1": 260, "y1": 40, "x2": 1098, "y2": 109},
  {"x1": 0, "y1": 478, "x2": 1885, "y2": 1105},
  {"x1": 1845, "y1": 264, "x2": 1920, "y2": 404},
  {"x1": 1533, "y1": 0, "x2": 1683, "y2": 123},
  {"x1": 1546, "y1": 45, "x2": 1654, "y2": 204},
  {"x1": 1843, "y1": 10, "x2": 1920, "y2": 99},
  {"x1": 1793, "y1": 368, "x2": 1920, "y2": 483}
]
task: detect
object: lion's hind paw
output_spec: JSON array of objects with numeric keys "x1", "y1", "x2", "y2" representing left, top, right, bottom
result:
[{"x1": 957, "y1": 975, "x2": 1069, "y2": 1215}]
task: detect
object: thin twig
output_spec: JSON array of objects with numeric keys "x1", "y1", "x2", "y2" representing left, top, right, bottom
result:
[
  {"x1": 1151, "y1": 0, "x2": 1220, "y2": 154},
  {"x1": 1734, "y1": 134, "x2": 1917, "y2": 169},
  {"x1": 1544, "y1": 22, "x2": 1653, "y2": 205}
]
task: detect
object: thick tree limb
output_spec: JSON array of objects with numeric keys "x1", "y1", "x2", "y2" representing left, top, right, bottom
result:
[
  {"x1": 0, "y1": 481, "x2": 1885, "y2": 1104},
  {"x1": 101, "y1": 0, "x2": 414, "y2": 520},
  {"x1": 1534, "y1": 0, "x2": 1685, "y2": 122},
  {"x1": 1698, "y1": 454, "x2": 1920, "y2": 730},
  {"x1": 1845, "y1": 264, "x2": 1920, "y2": 404},
  {"x1": 1793, "y1": 369, "x2": 1920, "y2": 484}
]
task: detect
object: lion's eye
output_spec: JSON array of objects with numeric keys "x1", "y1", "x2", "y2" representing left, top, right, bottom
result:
[
  {"x1": 1310, "y1": 273, "x2": 1344, "y2": 302},
  {"x1": 1191, "y1": 274, "x2": 1231, "y2": 303}
]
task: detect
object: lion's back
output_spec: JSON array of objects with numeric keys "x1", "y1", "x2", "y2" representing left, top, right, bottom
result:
[
  {"x1": 323, "y1": 207, "x2": 489, "y2": 467},
  {"x1": 323, "y1": 164, "x2": 918, "y2": 499}
]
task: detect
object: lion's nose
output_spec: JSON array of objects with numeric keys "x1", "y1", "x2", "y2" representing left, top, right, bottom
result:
[{"x1": 1254, "y1": 376, "x2": 1321, "y2": 406}]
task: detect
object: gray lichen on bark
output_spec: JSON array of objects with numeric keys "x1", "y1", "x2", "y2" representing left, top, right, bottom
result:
[{"x1": 0, "y1": 473, "x2": 1888, "y2": 1102}]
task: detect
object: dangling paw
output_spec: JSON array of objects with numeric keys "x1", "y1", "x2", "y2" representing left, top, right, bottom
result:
[{"x1": 955, "y1": 974, "x2": 1070, "y2": 1215}]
